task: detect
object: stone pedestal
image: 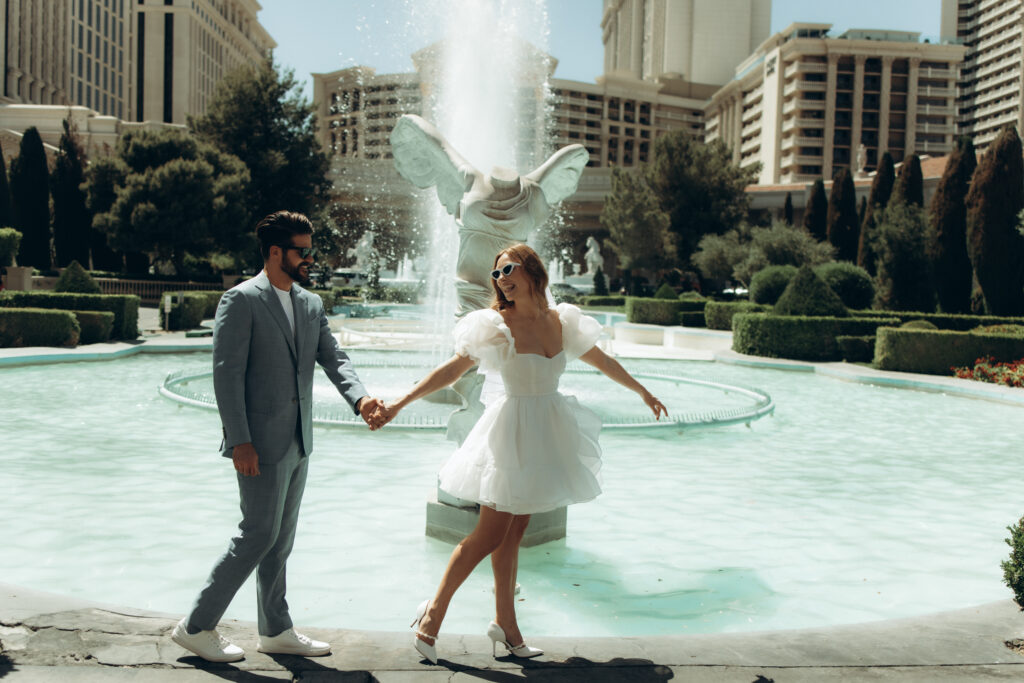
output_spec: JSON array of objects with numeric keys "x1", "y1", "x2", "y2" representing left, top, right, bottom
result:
[
  {"x1": 425, "y1": 492, "x2": 566, "y2": 547},
  {"x1": 4, "y1": 266, "x2": 33, "y2": 290}
]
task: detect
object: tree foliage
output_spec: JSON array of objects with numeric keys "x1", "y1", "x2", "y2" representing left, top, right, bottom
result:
[
  {"x1": 783, "y1": 192, "x2": 794, "y2": 225},
  {"x1": 858, "y1": 152, "x2": 895, "y2": 274},
  {"x1": 826, "y1": 168, "x2": 859, "y2": 261},
  {"x1": 9, "y1": 127, "x2": 52, "y2": 268},
  {"x1": 965, "y1": 126, "x2": 1024, "y2": 315},
  {"x1": 891, "y1": 154, "x2": 924, "y2": 208},
  {"x1": 928, "y1": 137, "x2": 976, "y2": 313},
  {"x1": 803, "y1": 178, "x2": 828, "y2": 240},
  {"x1": 873, "y1": 201, "x2": 935, "y2": 312},
  {"x1": 190, "y1": 57, "x2": 330, "y2": 235},
  {"x1": 54, "y1": 259, "x2": 101, "y2": 293},
  {"x1": 692, "y1": 220, "x2": 834, "y2": 287},
  {"x1": 773, "y1": 264, "x2": 848, "y2": 317},
  {"x1": 51, "y1": 119, "x2": 92, "y2": 267},
  {"x1": 84, "y1": 129, "x2": 251, "y2": 274},
  {"x1": 644, "y1": 132, "x2": 757, "y2": 263},
  {"x1": 0, "y1": 141, "x2": 12, "y2": 228},
  {"x1": 601, "y1": 167, "x2": 674, "y2": 292}
]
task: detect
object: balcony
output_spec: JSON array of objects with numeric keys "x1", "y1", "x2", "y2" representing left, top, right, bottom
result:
[
  {"x1": 918, "y1": 66, "x2": 953, "y2": 80},
  {"x1": 917, "y1": 85, "x2": 954, "y2": 98},
  {"x1": 797, "y1": 98, "x2": 827, "y2": 110},
  {"x1": 741, "y1": 119, "x2": 761, "y2": 138},
  {"x1": 916, "y1": 122, "x2": 954, "y2": 135},
  {"x1": 914, "y1": 140, "x2": 951, "y2": 154},
  {"x1": 917, "y1": 103, "x2": 954, "y2": 116},
  {"x1": 741, "y1": 137, "x2": 761, "y2": 155}
]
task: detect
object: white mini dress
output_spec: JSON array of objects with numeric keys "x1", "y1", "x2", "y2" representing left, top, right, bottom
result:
[{"x1": 437, "y1": 303, "x2": 605, "y2": 514}]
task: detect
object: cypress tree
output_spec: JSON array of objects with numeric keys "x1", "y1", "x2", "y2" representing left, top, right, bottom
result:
[
  {"x1": 857, "y1": 151, "x2": 895, "y2": 274},
  {"x1": 783, "y1": 192, "x2": 794, "y2": 225},
  {"x1": 928, "y1": 137, "x2": 977, "y2": 313},
  {"x1": 803, "y1": 178, "x2": 828, "y2": 240},
  {"x1": 9, "y1": 127, "x2": 52, "y2": 269},
  {"x1": 891, "y1": 154, "x2": 924, "y2": 208},
  {"x1": 826, "y1": 168, "x2": 860, "y2": 261},
  {"x1": 51, "y1": 119, "x2": 92, "y2": 267},
  {"x1": 0, "y1": 141, "x2": 12, "y2": 228},
  {"x1": 965, "y1": 126, "x2": 1024, "y2": 315}
]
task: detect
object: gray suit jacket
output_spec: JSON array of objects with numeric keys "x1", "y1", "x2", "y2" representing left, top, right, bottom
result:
[{"x1": 212, "y1": 271, "x2": 367, "y2": 463}]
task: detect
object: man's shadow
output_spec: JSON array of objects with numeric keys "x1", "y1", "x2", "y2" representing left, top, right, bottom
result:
[
  {"x1": 438, "y1": 655, "x2": 674, "y2": 683},
  {"x1": 176, "y1": 653, "x2": 377, "y2": 682},
  {"x1": 0, "y1": 653, "x2": 15, "y2": 679}
]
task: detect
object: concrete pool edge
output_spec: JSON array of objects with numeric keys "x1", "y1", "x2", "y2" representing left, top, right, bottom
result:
[{"x1": 1, "y1": 582, "x2": 1022, "y2": 680}]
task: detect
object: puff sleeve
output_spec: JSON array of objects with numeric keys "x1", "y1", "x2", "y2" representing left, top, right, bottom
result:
[
  {"x1": 557, "y1": 303, "x2": 603, "y2": 362},
  {"x1": 452, "y1": 308, "x2": 514, "y2": 373}
]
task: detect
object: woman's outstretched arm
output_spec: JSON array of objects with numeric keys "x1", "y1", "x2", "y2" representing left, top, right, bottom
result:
[
  {"x1": 384, "y1": 354, "x2": 476, "y2": 422},
  {"x1": 578, "y1": 346, "x2": 667, "y2": 419}
]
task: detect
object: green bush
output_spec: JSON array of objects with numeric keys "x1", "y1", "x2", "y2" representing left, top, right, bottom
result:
[
  {"x1": 1002, "y1": 515, "x2": 1024, "y2": 609},
  {"x1": 73, "y1": 310, "x2": 115, "y2": 344},
  {"x1": 0, "y1": 308, "x2": 79, "y2": 347},
  {"x1": 679, "y1": 291, "x2": 706, "y2": 302},
  {"x1": 874, "y1": 327, "x2": 1024, "y2": 374},
  {"x1": 815, "y1": 262, "x2": 874, "y2": 309},
  {"x1": 593, "y1": 267, "x2": 609, "y2": 296},
  {"x1": 749, "y1": 265, "x2": 797, "y2": 304},
  {"x1": 974, "y1": 324, "x2": 1024, "y2": 337},
  {"x1": 0, "y1": 291, "x2": 139, "y2": 340},
  {"x1": 654, "y1": 283, "x2": 678, "y2": 299},
  {"x1": 732, "y1": 313, "x2": 899, "y2": 361},
  {"x1": 364, "y1": 284, "x2": 420, "y2": 304},
  {"x1": 580, "y1": 296, "x2": 626, "y2": 307},
  {"x1": 163, "y1": 291, "x2": 213, "y2": 330},
  {"x1": 836, "y1": 335, "x2": 875, "y2": 363},
  {"x1": 626, "y1": 297, "x2": 682, "y2": 325},
  {"x1": 704, "y1": 301, "x2": 771, "y2": 330},
  {"x1": 774, "y1": 265, "x2": 848, "y2": 317},
  {"x1": 678, "y1": 311, "x2": 706, "y2": 327},
  {"x1": 849, "y1": 309, "x2": 1024, "y2": 331},
  {"x1": 54, "y1": 260, "x2": 101, "y2": 294},
  {"x1": 0, "y1": 227, "x2": 22, "y2": 267}
]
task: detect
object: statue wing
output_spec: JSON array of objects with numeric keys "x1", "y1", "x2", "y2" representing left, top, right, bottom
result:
[
  {"x1": 524, "y1": 144, "x2": 589, "y2": 205},
  {"x1": 390, "y1": 115, "x2": 477, "y2": 216}
]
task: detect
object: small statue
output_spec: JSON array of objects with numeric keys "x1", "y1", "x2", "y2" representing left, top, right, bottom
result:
[
  {"x1": 856, "y1": 143, "x2": 868, "y2": 177},
  {"x1": 390, "y1": 114, "x2": 589, "y2": 315},
  {"x1": 584, "y1": 236, "x2": 604, "y2": 276}
]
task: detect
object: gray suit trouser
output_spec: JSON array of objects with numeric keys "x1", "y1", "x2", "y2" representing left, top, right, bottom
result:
[{"x1": 186, "y1": 434, "x2": 308, "y2": 636}]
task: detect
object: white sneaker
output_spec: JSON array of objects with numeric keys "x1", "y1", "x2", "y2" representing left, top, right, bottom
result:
[
  {"x1": 171, "y1": 618, "x2": 244, "y2": 662},
  {"x1": 257, "y1": 628, "x2": 331, "y2": 656}
]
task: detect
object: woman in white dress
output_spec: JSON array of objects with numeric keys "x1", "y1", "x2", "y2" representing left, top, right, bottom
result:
[{"x1": 381, "y1": 244, "x2": 666, "y2": 664}]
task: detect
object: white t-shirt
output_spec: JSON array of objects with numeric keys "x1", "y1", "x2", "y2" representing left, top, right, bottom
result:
[{"x1": 273, "y1": 285, "x2": 295, "y2": 335}]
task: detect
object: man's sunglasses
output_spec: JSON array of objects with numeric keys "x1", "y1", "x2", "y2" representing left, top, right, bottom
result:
[
  {"x1": 490, "y1": 262, "x2": 521, "y2": 280},
  {"x1": 281, "y1": 245, "x2": 317, "y2": 259}
]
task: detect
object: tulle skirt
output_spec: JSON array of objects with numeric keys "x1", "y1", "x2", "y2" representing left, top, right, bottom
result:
[{"x1": 438, "y1": 392, "x2": 603, "y2": 514}]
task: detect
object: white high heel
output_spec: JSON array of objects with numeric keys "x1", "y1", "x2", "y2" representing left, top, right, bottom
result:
[
  {"x1": 410, "y1": 599, "x2": 438, "y2": 664},
  {"x1": 486, "y1": 621, "x2": 543, "y2": 658}
]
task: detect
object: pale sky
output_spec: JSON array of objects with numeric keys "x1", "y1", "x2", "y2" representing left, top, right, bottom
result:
[{"x1": 257, "y1": 1, "x2": 944, "y2": 99}]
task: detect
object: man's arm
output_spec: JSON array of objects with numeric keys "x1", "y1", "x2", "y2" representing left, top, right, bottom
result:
[{"x1": 212, "y1": 288, "x2": 254, "y2": 450}]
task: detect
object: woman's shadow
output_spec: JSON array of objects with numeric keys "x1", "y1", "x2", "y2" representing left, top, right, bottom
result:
[
  {"x1": 442, "y1": 655, "x2": 674, "y2": 682},
  {"x1": 175, "y1": 653, "x2": 376, "y2": 683}
]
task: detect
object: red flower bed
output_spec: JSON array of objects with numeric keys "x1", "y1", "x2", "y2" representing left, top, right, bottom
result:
[{"x1": 952, "y1": 356, "x2": 1024, "y2": 388}]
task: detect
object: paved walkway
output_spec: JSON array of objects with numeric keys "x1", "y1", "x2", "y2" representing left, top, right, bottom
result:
[{"x1": 2, "y1": 307, "x2": 1024, "y2": 681}]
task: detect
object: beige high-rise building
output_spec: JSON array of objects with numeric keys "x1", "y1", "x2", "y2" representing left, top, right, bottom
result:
[
  {"x1": 705, "y1": 23, "x2": 965, "y2": 185},
  {"x1": 70, "y1": 0, "x2": 132, "y2": 120},
  {"x1": 2, "y1": 0, "x2": 72, "y2": 106},
  {"x1": 942, "y1": 0, "x2": 1024, "y2": 151},
  {"x1": 601, "y1": 0, "x2": 771, "y2": 88},
  {"x1": 134, "y1": 0, "x2": 274, "y2": 124}
]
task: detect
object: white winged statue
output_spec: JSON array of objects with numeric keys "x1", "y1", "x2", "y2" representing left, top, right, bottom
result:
[{"x1": 390, "y1": 114, "x2": 589, "y2": 316}]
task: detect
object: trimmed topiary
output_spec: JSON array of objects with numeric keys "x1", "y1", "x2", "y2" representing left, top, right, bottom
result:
[
  {"x1": 749, "y1": 265, "x2": 798, "y2": 305},
  {"x1": 654, "y1": 282, "x2": 678, "y2": 299},
  {"x1": 773, "y1": 265, "x2": 848, "y2": 317},
  {"x1": 626, "y1": 297, "x2": 682, "y2": 325},
  {"x1": 54, "y1": 260, "x2": 101, "y2": 294},
  {"x1": 704, "y1": 301, "x2": 771, "y2": 330},
  {"x1": 73, "y1": 310, "x2": 115, "y2": 344},
  {"x1": 900, "y1": 319, "x2": 939, "y2": 330},
  {"x1": 815, "y1": 262, "x2": 874, "y2": 309},
  {"x1": 836, "y1": 335, "x2": 875, "y2": 363},
  {"x1": 0, "y1": 307, "x2": 79, "y2": 347},
  {"x1": 0, "y1": 227, "x2": 22, "y2": 266}
]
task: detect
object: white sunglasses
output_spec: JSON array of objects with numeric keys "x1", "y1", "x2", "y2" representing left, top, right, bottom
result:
[{"x1": 490, "y1": 262, "x2": 522, "y2": 280}]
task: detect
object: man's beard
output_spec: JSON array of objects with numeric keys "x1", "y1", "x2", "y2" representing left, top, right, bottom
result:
[{"x1": 282, "y1": 259, "x2": 311, "y2": 286}]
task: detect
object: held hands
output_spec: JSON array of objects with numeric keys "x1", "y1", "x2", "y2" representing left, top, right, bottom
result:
[{"x1": 359, "y1": 396, "x2": 389, "y2": 430}]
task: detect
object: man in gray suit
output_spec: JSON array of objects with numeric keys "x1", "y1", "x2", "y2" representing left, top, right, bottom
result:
[{"x1": 172, "y1": 210, "x2": 385, "y2": 662}]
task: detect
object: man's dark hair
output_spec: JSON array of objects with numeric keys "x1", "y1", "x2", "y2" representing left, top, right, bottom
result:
[{"x1": 256, "y1": 210, "x2": 314, "y2": 260}]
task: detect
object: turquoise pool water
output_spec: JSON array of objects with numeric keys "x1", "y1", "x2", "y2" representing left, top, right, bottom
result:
[{"x1": 1, "y1": 351, "x2": 1021, "y2": 637}]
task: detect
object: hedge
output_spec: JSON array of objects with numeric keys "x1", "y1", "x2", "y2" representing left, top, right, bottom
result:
[
  {"x1": 580, "y1": 295, "x2": 626, "y2": 307},
  {"x1": 732, "y1": 313, "x2": 900, "y2": 361},
  {"x1": 678, "y1": 311, "x2": 706, "y2": 327},
  {"x1": 704, "y1": 301, "x2": 771, "y2": 330},
  {"x1": 749, "y1": 265, "x2": 798, "y2": 305},
  {"x1": 0, "y1": 291, "x2": 138, "y2": 340},
  {"x1": 626, "y1": 297, "x2": 682, "y2": 325},
  {"x1": 836, "y1": 335, "x2": 875, "y2": 363},
  {"x1": 73, "y1": 310, "x2": 115, "y2": 344},
  {"x1": 815, "y1": 262, "x2": 874, "y2": 310},
  {"x1": 0, "y1": 308, "x2": 79, "y2": 347},
  {"x1": 874, "y1": 327, "x2": 1024, "y2": 375},
  {"x1": 849, "y1": 310, "x2": 1024, "y2": 331}
]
